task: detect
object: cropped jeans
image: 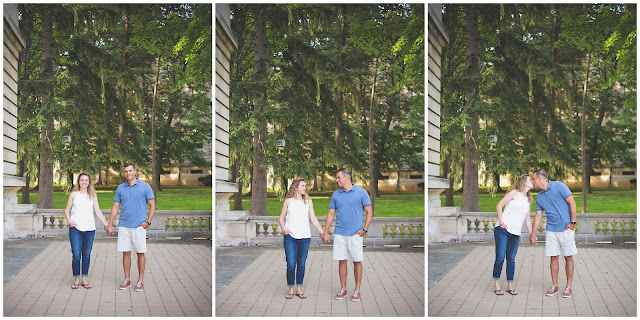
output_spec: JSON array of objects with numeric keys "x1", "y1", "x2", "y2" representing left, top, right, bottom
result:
[
  {"x1": 492, "y1": 226, "x2": 519, "y2": 282},
  {"x1": 69, "y1": 227, "x2": 95, "y2": 278},
  {"x1": 283, "y1": 234, "x2": 311, "y2": 287}
]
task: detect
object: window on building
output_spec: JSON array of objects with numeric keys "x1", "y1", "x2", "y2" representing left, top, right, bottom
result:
[
  {"x1": 379, "y1": 175, "x2": 389, "y2": 180},
  {"x1": 622, "y1": 171, "x2": 635, "y2": 176},
  {"x1": 409, "y1": 174, "x2": 423, "y2": 179},
  {"x1": 160, "y1": 168, "x2": 171, "y2": 174},
  {"x1": 191, "y1": 169, "x2": 203, "y2": 174},
  {"x1": 592, "y1": 171, "x2": 602, "y2": 176}
]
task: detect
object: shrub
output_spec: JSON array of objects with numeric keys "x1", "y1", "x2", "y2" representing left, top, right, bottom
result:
[{"x1": 198, "y1": 174, "x2": 212, "y2": 186}]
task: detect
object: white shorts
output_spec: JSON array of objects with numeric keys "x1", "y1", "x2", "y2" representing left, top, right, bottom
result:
[
  {"x1": 117, "y1": 226, "x2": 148, "y2": 253},
  {"x1": 545, "y1": 229, "x2": 578, "y2": 257},
  {"x1": 333, "y1": 234, "x2": 364, "y2": 262}
]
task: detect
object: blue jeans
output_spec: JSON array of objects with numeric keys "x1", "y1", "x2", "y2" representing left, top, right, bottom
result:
[
  {"x1": 492, "y1": 226, "x2": 519, "y2": 282},
  {"x1": 69, "y1": 227, "x2": 95, "y2": 278},
  {"x1": 283, "y1": 234, "x2": 311, "y2": 287}
]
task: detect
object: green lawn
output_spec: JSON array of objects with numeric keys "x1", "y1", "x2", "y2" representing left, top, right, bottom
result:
[
  {"x1": 230, "y1": 192, "x2": 425, "y2": 217},
  {"x1": 20, "y1": 186, "x2": 212, "y2": 211},
  {"x1": 440, "y1": 188, "x2": 636, "y2": 213}
]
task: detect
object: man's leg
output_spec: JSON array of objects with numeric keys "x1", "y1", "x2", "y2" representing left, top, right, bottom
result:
[
  {"x1": 564, "y1": 256, "x2": 574, "y2": 288},
  {"x1": 550, "y1": 255, "x2": 559, "y2": 286},
  {"x1": 353, "y1": 261, "x2": 362, "y2": 291},
  {"x1": 137, "y1": 253, "x2": 146, "y2": 282},
  {"x1": 339, "y1": 260, "x2": 348, "y2": 290},
  {"x1": 123, "y1": 251, "x2": 131, "y2": 280}
]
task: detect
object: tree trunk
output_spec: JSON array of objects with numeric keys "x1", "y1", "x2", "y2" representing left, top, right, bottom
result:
[
  {"x1": 38, "y1": 13, "x2": 54, "y2": 209},
  {"x1": 547, "y1": 5, "x2": 558, "y2": 145},
  {"x1": 18, "y1": 154, "x2": 30, "y2": 204},
  {"x1": 118, "y1": 10, "x2": 130, "y2": 149},
  {"x1": 250, "y1": 12, "x2": 268, "y2": 216},
  {"x1": 584, "y1": 71, "x2": 608, "y2": 195},
  {"x1": 580, "y1": 52, "x2": 590, "y2": 213},
  {"x1": 462, "y1": 5, "x2": 479, "y2": 212},
  {"x1": 230, "y1": 161, "x2": 243, "y2": 210},
  {"x1": 441, "y1": 151, "x2": 454, "y2": 206},
  {"x1": 334, "y1": 9, "x2": 347, "y2": 161},
  {"x1": 151, "y1": 56, "x2": 160, "y2": 196},
  {"x1": 368, "y1": 57, "x2": 377, "y2": 211}
]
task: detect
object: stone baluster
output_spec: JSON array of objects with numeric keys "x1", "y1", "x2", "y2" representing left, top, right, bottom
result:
[
  {"x1": 44, "y1": 216, "x2": 52, "y2": 229},
  {"x1": 257, "y1": 223, "x2": 266, "y2": 237},
  {"x1": 623, "y1": 220, "x2": 630, "y2": 236},
  {"x1": 614, "y1": 220, "x2": 622, "y2": 236},
  {"x1": 53, "y1": 217, "x2": 61, "y2": 229},
  {"x1": 407, "y1": 224, "x2": 414, "y2": 239},
  {"x1": 398, "y1": 224, "x2": 405, "y2": 239},
  {"x1": 606, "y1": 220, "x2": 613, "y2": 235},
  {"x1": 597, "y1": 220, "x2": 604, "y2": 235}
]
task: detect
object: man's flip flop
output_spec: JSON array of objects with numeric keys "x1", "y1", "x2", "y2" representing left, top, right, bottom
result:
[
  {"x1": 495, "y1": 290, "x2": 504, "y2": 295},
  {"x1": 507, "y1": 289, "x2": 518, "y2": 295}
]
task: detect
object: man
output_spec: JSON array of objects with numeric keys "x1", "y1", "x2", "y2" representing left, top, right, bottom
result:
[
  {"x1": 321, "y1": 168, "x2": 373, "y2": 302},
  {"x1": 529, "y1": 169, "x2": 577, "y2": 298},
  {"x1": 106, "y1": 163, "x2": 156, "y2": 292}
]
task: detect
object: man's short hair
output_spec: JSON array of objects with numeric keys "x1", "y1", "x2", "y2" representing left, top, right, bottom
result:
[
  {"x1": 337, "y1": 168, "x2": 351, "y2": 179},
  {"x1": 123, "y1": 162, "x2": 136, "y2": 170},
  {"x1": 533, "y1": 169, "x2": 548, "y2": 180}
]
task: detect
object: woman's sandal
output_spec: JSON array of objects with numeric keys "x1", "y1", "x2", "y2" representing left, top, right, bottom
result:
[
  {"x1": 507, "y1": 289, "x2": 518, "y2": 295},
  {"x1": 285, "y1": 293, "x2": 294, "y2": 299},
  {"x1": 81, "y1": 283, "x2": 92, "y2": 289},
  {"x1": 71, "y1": 283, "x2": 79, "y2": 289},
  {"x1": 495, "y1": 289, "x2": 504, "y2": 295},
  {"x1": 296, "y1": 293, "x2": 307, "y2": 299}
]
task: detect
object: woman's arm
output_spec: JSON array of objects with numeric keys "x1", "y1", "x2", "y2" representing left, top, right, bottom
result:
[
  {"x1": 92, "y1": 195, "x2": 109, "y2": 227},
  {"x1": 64, "y1": 192, "x2": 76, "y2": 227},
  {"x1": 495, "y1": 190, "x2": 517, "y2": 228},
  {"x1": 307, "y1": 199, "x2": 324, "y2": 234},
  {"x1": 278, "y1": 198, "x2": 290, "y2": 235},
  {"x1": 525, "y1": 208, "x2": 533, "y2": 235}
]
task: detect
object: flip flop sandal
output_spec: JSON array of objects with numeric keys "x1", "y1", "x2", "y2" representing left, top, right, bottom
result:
[
  {"x1": 285, "y1": 293, "x2": 294, "y2": 299},
  {"x1": 296, "y1": 293, "x2": 307, "y2": 299},
  {"x1": 507, "y1": 290, "x2": 518, "y2": 295},
  {"x1": 82, "y1": 283, "x2": 92, "y2": 289},
  {"x1": 71, "y1": 284, "x2": 79, "y2": 289},
  {"x1": 495, "y1": 290, "x2": 504, "y2": 295}
]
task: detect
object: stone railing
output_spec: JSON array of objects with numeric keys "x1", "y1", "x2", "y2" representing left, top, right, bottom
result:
[
  {"x1": 429, "y1": 207, "x2": 636, "y2": 244},
  {"x1": 19, "y1": 209, "x2": 211, "y2": 239},
  {"x1": 217, "y1": 210, "x2": 424, "y2": 247}
]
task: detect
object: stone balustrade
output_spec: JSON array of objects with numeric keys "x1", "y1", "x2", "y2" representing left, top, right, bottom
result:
[
  {"x1": 216, "y1": 210, "x2": 424, "y2": 247},
  {"x1": 430, "y1": 207, "x2": 636, "y2": 244},
  {"x1": 15, "y1": 209, "x2": 211, "y2": 239}
]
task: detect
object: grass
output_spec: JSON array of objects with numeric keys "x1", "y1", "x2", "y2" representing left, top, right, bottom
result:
[
  {"x1": 20, "y1": 186, "x2": 212, "y2": 211},
  {"x1": 229, "y1": 192, "x2": 425, "y2": 217},
  {"x1": 440, "y1": 188, "x2": 636, "y2": 213}
]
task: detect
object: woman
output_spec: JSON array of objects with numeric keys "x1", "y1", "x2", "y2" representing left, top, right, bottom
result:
[
  {"x1": 64, "y1": 173, "x2": 110, "y2": 289},
  {"x1": 278, "y1": 178, "x2": 324, "y2": 299},
  {"x1": 493, "y1": 174, "x2": 534, "y2": 295}
]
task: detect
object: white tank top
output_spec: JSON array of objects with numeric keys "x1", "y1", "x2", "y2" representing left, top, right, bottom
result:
[
  {"x1": 70, "y1": 192, "x2": 96, "y2": 231},
  {"x1": 284, "y1": 198, "x2": 311, "y2": 239},
  {"x1": 502, "y1": 192, "x2": 531, "y2": 236}
]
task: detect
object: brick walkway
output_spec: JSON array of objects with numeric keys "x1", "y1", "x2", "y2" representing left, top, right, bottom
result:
[
  {"x1": 428, "y1": 244, "x2": 636, "y2": 316},
  {"x1": 215, "y1": 247, "x2": 425, "y2": 316},
  {"x1": 3, "y1": 240, "x2": 212, "y2": 317}
]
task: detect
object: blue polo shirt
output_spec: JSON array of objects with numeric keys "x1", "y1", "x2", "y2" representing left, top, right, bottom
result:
[
  {"x1": 535, "y1": 181, "x2": 572, "y2": 232},
  {"x1": 329, "y1": 184, "x2": 372, "y2": 235},
  {"x1": 114, "y1": 178, "x2": 155, "y2": 228}
]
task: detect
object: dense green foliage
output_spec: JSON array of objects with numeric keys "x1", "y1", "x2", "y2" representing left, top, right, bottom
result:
[
  {"x1": 440, "y1": 4, "x2": 636, "y2": 207},
  {"x1": 17, "y1": 4, "x2": 212, "y2": 207},
  {"x1": 228, "y1": 4, "x2": 425, "y2": 205}
]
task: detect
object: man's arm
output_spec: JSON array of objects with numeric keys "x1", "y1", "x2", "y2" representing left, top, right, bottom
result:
[
  {"x1": 529, "y1": 210, "x2": 543, "y2": 244},
  {"x1": 322, "y1": 209, "x2": 336, "y2": 242},
  {"x1": 565, "y1": 194, "x2": 577, "y2": 230},
  {"x1": 107, "y1": 202, "x2": 120, "y2": 234},
  {"x1": 145, "y1": 198, "x2": 156, "y2": 228},
  {"x1": 356, "y1": 205, "x2": 373, "y2": 236}
]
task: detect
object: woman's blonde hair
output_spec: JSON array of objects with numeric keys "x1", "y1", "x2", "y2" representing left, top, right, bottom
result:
[
  {"x1": 510, "y1": 174, "x2": 532, "y2": 205},
  {"x1": 73, "y1": 172, "x2": 96, "y2": 200},
  {"x1": 285, "y1": 178, "x2": 309, "y2": 204}
]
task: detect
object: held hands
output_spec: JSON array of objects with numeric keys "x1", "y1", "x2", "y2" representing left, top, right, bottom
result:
[
  {"x1": 321, "y1": 233, "x2": 330, "y2": 243},
  {"x1": 529, "y1": 234, "x2": 538, "y2": 245},
  {"x1": 105, "y1": 225, "x2": 114, "y2": 235}
]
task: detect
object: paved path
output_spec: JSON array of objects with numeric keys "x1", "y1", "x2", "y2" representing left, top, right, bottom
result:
[
  {"x1": 428, "y1": 243, "x2": 636, "y2": 317},
  {"x1": 3, "y1": 239, "x2": 212, "y2": 317},
  {"x1": 216, "y1": 247, "x2": 425, "y2": 317}
]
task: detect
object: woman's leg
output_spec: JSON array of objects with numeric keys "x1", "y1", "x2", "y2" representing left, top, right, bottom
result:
[
  {"x1": 81, "y1": 230, "x2": 96, "y2": 281},
  {"x1": 493, "y1": 227, "x2": 508, "y2": 281},
  {"x1": 295, "y1": 238, "x2": 311, "y2": 291},
  {"x1": 283, "y1": 235, "x2": 297, "y2": 289},
  {"x1": 505, "y1": 233, "x2": 520, "y2": 286},
  {"x1": 69, "y1": 227, "x2": 82, "y2": 280}
]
